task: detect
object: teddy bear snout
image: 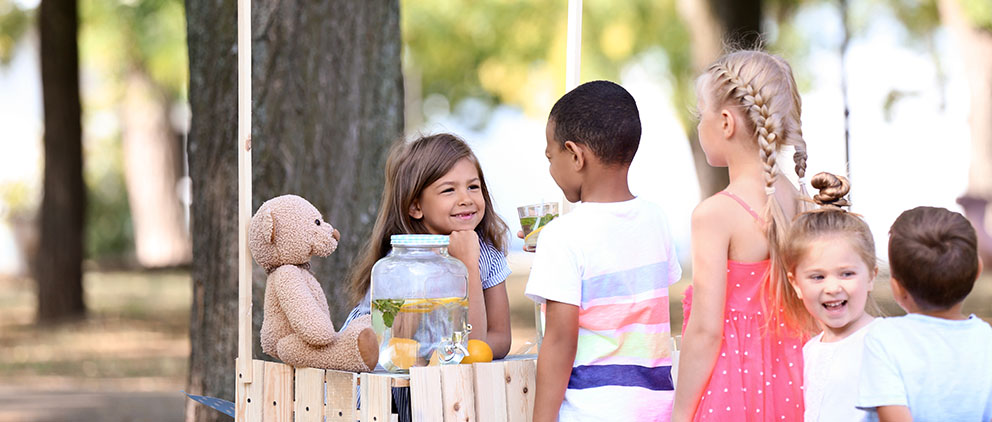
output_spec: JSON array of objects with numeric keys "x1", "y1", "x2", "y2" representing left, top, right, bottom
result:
[{"x1": 311, "y1": 224, "x2": 339, "y2": 257}]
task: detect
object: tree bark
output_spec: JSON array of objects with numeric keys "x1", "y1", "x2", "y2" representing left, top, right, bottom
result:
[
  {"x1": 184, "y1": 1, "x2": 403, "y2": 421},
  {"x1": 677, "y1": 0, "x2": 763, "y2": 198},
  {"x1": 938, "y1": 0, "x2": 992, "y2": 265},
  {"x1": 35, "y1": 0, "x2": 85, "y2": 323},
  {"x1": 122, "y1": 70, "x2": 191, "y2": 268}
]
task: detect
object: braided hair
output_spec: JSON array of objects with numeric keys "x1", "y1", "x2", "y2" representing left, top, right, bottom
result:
[{"x1": 701, "y1": 50, "x2": 815, "y2": 335}]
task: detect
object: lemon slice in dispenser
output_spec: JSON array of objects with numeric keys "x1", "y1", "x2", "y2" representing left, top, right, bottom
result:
[
  {"x1": 388, "y1": 337, "x2": 420, "y2": 370},
  {"x1": 400, "y1": 299, "x2": 435, "y2": 313}
]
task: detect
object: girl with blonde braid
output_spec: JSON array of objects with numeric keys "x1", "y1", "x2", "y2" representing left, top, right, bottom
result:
[{"x1": 673, "y1": 50, "x2": 815, "y2": 422}]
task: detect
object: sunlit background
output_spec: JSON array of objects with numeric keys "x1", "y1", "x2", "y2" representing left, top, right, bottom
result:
[{"x1": 0, "y1": 1, "x2": 981, "y2": 271}]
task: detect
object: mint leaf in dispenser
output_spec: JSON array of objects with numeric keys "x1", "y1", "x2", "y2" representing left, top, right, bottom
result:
[{"x1": 373, "y1": 298, "x2": 405, "y2": 328}]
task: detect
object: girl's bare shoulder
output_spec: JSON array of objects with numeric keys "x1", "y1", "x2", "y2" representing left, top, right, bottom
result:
[{"x1": 691, "y1": 193, "x2": 738, "y2": 226}]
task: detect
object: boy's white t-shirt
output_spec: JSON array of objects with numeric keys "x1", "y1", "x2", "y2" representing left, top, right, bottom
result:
[
  {"x1": 856, "y1": 313, "x2": 992, "y2": 422},
  {"x1": 803, "y1": 319, "x2": 877, "y2": 422},
  {"x1": 525, "y1": 197, "x2": 682, "y2": 422}
]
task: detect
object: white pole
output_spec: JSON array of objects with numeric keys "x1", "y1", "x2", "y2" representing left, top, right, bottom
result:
[
  {"x1": 236, "y1": 0, "x2": 253, "y2": 386},
  {"x1": 565, "y1": 0, "x2": 582, "y2": 92},
  {"x1": 562, "y1": 0, "x2": 581, "y2": 214},
  {"x1": 537, "y1": 0, "x2": 583, "y2": 350}
]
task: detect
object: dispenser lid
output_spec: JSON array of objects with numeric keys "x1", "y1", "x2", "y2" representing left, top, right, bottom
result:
[{"x1": 390, "y1": 234, "x2": 449, "y2": 246}]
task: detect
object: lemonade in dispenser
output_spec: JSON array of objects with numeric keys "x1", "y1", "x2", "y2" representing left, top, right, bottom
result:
[{"x1": 370, "y1": 234, "x2": 470, "y2": 372}]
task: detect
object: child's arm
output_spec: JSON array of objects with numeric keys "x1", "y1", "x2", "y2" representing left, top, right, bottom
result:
[
  {"x1": 533, "y1": 300, "x2": 578, "y2": 422},
  {"x1": 482, "y1": 282, "x2": 512, "y2": 358},
  {"x1": 672, "y1": 200, "x2": 731, "y2": 422},
  {"x1": 876, "y1": 406, "x2": 912, "y2": 422},
  {"x1": 449, "y1": 230, "x2": 488, "y2": 342}
]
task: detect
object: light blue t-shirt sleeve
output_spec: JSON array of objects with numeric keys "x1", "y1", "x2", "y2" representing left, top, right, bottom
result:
[
  {"x1": 856, "y1": 322, "x2": 909, "y2": 411},
  {"x1": 479, "y1": 238, "x2": 510, "y2": 290}
]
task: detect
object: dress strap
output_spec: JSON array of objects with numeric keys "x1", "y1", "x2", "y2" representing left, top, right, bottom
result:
[{"x1": 719, "y1": 191, "x2": 765, "y2": 225}]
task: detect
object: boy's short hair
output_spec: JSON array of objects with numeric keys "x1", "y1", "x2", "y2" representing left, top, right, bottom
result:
[
  {"x1": 548, "y1": 80, "x2": 641, "y2": 166},
  {"x1": 888, "y1": 206, "x2": 980, "y2": 310}
]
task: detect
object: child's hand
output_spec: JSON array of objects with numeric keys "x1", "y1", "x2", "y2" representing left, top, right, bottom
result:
[{"x1": 448, "y1": 230, "x2": 481, "y2": 270}]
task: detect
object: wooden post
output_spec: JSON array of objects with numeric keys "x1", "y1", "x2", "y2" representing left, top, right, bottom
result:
[
  {"x1": 236, "y1": 359, "x2": 264, "y2": 422},
  {"x1": 236, "y1": 0, "x2": 254, "y2": 388}
]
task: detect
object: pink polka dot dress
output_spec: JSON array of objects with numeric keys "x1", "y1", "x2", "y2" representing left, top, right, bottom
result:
[{"x1": 681, "y1": 192, "x2": 804, "y2": 421}]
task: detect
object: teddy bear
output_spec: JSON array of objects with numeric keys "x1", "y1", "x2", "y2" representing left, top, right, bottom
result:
[{"x1": 249, "y1": 194, "x2": 378, "y2": 372}]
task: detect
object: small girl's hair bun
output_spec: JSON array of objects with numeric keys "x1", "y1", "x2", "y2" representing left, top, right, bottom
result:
[{"x1": 810, "y1": 172, "x2": 851, "y2": 208}]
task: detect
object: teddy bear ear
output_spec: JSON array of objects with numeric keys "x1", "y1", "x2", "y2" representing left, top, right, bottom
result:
[{"x1": 256, "y1": 209, "x2": 275, "y2": 244}]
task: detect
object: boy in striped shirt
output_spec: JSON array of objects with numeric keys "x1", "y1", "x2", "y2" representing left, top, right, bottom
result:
[{"x1": 526, "y1": 80, "x2": 682, "y2": 422}]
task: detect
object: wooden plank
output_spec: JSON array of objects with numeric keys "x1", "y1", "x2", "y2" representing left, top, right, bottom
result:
[
  {"x1": 409, "y1": 366, "x2": 443, "y2": 422},
  {"x1": 235, "y1": 359, "x2": 264, "y2": 422},
  {"x1": 440, "y1": 365, "x2": 476, "y2": 422},
  {"x1": 361, "y1": 373, "x2": 392, "y2": 422},
  {"x1": 503, "y1": 360, "x2": 536, "y2": 422},
  {"x1": 325, "y1": 370, "x2": 358, "y2": 422},
  {"x1": 294, "y1": 367, "x2": 325, "y2": 422},
  {"x1": 235, "y1": 0, "x2": 254, "y2": 387},
  {"x1": 473, "y1": 362, "x2": 507, "y2": 422},
  {"x1": 262, "y1": 362, "x2": 293, "y2": 422}
]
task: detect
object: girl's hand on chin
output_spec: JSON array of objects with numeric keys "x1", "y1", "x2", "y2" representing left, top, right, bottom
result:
[{"x1": 448, "y1": 230, "x2": 481, "y2": 267}]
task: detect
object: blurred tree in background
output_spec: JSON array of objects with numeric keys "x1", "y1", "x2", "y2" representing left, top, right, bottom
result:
[
  {"x1": 79, "y1": 0, "x2": 190, "y2": 268},
  {"x1": 184, "y1": 1, "x2": 403, "y2": 420},
  {"x1": 35, "y1": 0, "x2": 85, "y2": 323},
  {"x1": 0, "y1": 0, "x2": 191, "y2": 323},
  {"x1": 0, "y1": 0, "x2": 30, "y2": 64},
  {"x1": 884, "y1": 0, "x2": 992, "y2": 264}
]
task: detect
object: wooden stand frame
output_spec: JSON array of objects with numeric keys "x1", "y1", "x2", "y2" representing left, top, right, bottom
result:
[{"x1": 232, "y1": 1, "x2": 560, "y2": 420}]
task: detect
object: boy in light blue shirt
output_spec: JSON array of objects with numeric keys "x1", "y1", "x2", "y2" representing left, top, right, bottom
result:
[{"x1": 857, "y1": 206, "x2": 992, "y2": 421}]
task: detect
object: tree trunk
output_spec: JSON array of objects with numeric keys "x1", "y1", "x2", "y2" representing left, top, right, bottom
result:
[
  {"x1": 938, "y1": 0, "x2": 992, "y2": 265},
  {"x1": 122, "y1": 70, "x2": 191, "y2": 268},
  {"x1": 35, "y1": 0, "x2": 85, "y2": 323},
  {"x1": 184, "y1": 1, "x2": 403, "y2": 420},
  {"x1": 677, "y1": 0, "x2": 763, "y2": 198}
]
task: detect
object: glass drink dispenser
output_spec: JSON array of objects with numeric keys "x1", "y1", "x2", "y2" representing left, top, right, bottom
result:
[{"x1": 370, "y1": 235, "x2": 471, "y2": 372}]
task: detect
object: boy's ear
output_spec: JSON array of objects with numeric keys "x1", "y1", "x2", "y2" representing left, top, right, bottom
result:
[
  {"x1": 787, "y1": 272, "x2": 802, "y2": 299},
  {"x1": 563, "y1": 140, "x2": 586, "y2": 171},
  {"x1": 408, "y1": 200, "x2": 423, "y2": 219},
  {"x1": 889, "y1": 277, "x2": 907, "y2": 300}
]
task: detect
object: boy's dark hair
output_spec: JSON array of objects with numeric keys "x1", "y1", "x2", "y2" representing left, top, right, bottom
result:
[
  {"x1": 548, "y1": 80, "x2": 641, "y2": 166},
  {"x1": 888, "y1": 206, "x2": 979, "y2": 310}
]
